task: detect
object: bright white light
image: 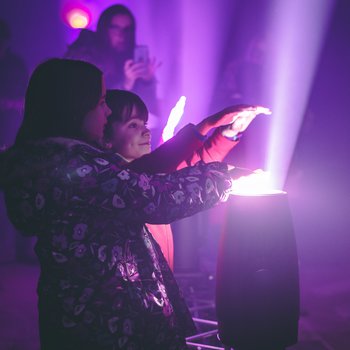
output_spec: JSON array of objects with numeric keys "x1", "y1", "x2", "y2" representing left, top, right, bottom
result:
[
  {"x1": 230, "y1": 171, "x2": 282, "y2": 196},
  {"x1": 66, "y1": 9, "x2": 90, "y2": 29},
  {"x1": 264, "y1": 0, "x2": 335, "y2": 189},
  {"x1": 162, "y1": 96, "x2": 186, "y2": 142}
]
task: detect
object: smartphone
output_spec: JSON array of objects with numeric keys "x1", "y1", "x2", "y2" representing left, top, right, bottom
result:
[{"x1": 134, "y1": 45, "x2": 149, "y2": 63}]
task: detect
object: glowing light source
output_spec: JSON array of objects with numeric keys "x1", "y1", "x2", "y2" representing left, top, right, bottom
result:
[
  {"x1": 161, "y1": 96, "x2": 186, "y2": 142},
  {"x1": 60, "y1": 2, "x2": 91, "y2": 30},
  {"x1": 66, "y1": 8, "x2": 90, "y2": 29},
  {"x1": 217, "y1": 191, "x2": 299, "y2": 349},
  {"x1": 230, "y1": 170, "x2": 281, "y2": 196}
]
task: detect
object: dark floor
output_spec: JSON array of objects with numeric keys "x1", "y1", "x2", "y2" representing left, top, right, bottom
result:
[{"x1": 0, "y1": 262, "x2": 349, "y2": 350}]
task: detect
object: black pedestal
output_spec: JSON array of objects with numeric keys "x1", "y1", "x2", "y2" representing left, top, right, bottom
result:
[{"x1": 216, "y1": 192, "x2": 299, "y2": 350}]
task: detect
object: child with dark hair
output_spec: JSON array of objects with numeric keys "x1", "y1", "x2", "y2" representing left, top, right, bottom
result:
[{"x1": 103, "y1": 89, "x2": 270, "y2": 270}]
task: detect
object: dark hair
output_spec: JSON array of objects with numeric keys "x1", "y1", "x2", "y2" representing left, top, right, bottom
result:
[
  {"x1": 64, "y1": 29, "x2": 97, "y2": 61},
  {"x1": 96, "y1": 4, "x2": 136, "y2": 52},
  {"x1": 15, "y1": 58, "x2": 102, "y2": 145},
  {"x1": 104, "y1": 89, "x2": 148, "y2": 141}
]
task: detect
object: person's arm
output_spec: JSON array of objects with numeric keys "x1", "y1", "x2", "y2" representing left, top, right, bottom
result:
[
  {"x1": 127, "y1": 124, "x2": 205, "y2": 174},
  {"x1": 128, "y1": 105, "x2": 270, "y2": 173},
  {"x1": 177, "y1": 128, "x2": 239, "y2": 168},
  {"x1": 177, "y1": 105, "x2": 271, "y2": 168},
  {"x1": 64, "y1": 144, "x2": 233, "y2": 225}
]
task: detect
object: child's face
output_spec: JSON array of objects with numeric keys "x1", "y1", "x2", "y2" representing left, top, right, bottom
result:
[{"x1": 107, "y1": 106, "x2": 151, "y2": 161}]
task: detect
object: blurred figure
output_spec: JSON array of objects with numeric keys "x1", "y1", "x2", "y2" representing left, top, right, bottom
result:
[
  {"x1": 0, "y1": 19, "x2": 29, "y2": 264},
  {"x1": 65, "y1": 4, "x2": 159, "y2": 116},
  {"x1": 0, "y1": 19, "x2": 28, "y2": 147},
  {"x1": 211, "y1": 35, "x2": 271, "y2": 170}
]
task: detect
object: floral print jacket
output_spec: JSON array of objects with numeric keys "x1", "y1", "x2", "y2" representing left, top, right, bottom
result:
[{"x1": 2, "y1": 138, "x2": 232, "y2": 349}]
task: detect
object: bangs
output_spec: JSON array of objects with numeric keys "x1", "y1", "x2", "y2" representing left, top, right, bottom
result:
[
  {"x1": 106, "y1": 89, "x2": 149, "y2": 124},
  {"x1": 104, "y1": 89, "x2": 149, "y2": 141},
  {"x1": 121, "y1": 101, "x2": 148, "y2": 123}
]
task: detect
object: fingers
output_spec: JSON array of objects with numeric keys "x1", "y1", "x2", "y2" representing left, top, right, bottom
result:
[
  {"x1": 209, "y1": 104, "x2": 271, "y2": 135},
  {"x1": 125, "y1": 63, "x2": 148, "y2": 79},
  {"x1": 252, "y1": 168, "x2": 264, "y2": 174},
  {"x1": 124, "y1": 61, "x2": 146, "y2": 90},
  {"x1": 254, "y1": 106, "x2": 272, "y2": 115},
  {"x1": 219, "y1": 105, "x2": 271, "y2": 123},
  {"x1": 150, "y1": 57, "x2": 162, "y2": 70},
  {"x1": 233, "y1": 105, "x2": 272, "y2": 115},
  {"x1": 244, "y1": 105, "x2": 272, "y2": 115},
  {"x1": 233, "y1": 105, "x2": 272, "y2": 125},
  {"x1": 128, "y1": 59, "x2": 161, "y2": 72},
  {"x1": 124, "y1": 59, "x2": 134, "y2": 69},
  {"x1": 125, "y1": 60, "x2": 158, "y2": 81}
]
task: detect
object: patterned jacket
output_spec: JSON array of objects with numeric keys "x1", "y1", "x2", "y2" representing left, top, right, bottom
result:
[
  {"x1": 2, "y1": 138, "x2": 232, "y2": 349},
  {"x1": 123, "y1": 124, "x2": 239, "y2": 270}
]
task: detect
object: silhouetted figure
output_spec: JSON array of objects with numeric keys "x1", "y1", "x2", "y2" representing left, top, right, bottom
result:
[
  {"x1": 0, "y1": 19, "x2": 28, "y2": 147},
  {"x1": 0, "y1": 19, "x2": 29, "y2": 263},
  {"x1": 211, "y1": 35, "x2": 271, "y2": 170}
]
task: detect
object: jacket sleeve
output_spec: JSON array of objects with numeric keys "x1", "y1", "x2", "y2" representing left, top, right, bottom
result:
[
  {"x1": 177, "y1": 128, "x2": 239, "y2": 169},
  {"x1": 64, "y1": 145, "x2": 232, "y2": 225},
  {"x1": 127, "y1": 124, "x2": 204, "y2": 174}
]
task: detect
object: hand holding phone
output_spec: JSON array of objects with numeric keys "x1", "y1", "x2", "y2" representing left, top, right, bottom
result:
[{"x1": 133, "y1": 45, "x2": 149, "y2": 63}]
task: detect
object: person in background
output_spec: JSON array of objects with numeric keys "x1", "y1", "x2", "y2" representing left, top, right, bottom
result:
[
  {"x1": 0, "y1": 18, "x2": 28, "y2": 148},
  {"x1": 0, "y1": 58, "x2": 257, "y2": 349},
  {"x1": 103, "y1": 89, "x2": 270, "y2": 270},
  {"x1": 211, "y1": 34, "x2": 271, "y2": 170},
  {"x1": 65, "y1": 4, "x2": 159, "y2": 116},
  {"x1": 0, "y1": 18, "x2": 29, "y2": 263}
]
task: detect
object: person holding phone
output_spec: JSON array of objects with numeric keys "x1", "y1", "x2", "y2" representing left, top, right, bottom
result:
[{"x1": 65, "y1": 4, "x2": 160, "y2": 115}]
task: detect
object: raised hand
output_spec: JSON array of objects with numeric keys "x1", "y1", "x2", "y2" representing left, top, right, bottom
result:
[
  {"x1": 196, "y1": 105, "x2": 271, "y2": 136},
  {"x1": 221, "y1": 106, "x2": 271, "y2": 137},
  {"x1": 139, "y1": 57, "x2": 161, "y2": 81},
  {"x1": 123, "y1": 59, "x2": 146, "y2": 90},
  {"x1": 123, "y1": 58, "x2": 161, "y2": 90}
]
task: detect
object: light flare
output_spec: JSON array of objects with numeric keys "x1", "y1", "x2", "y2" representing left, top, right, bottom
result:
[
  {"x1": 66, "y1": 9, "x2": 90, "y2": 29},
  {"x1": 60, "y1": 2, "x2": 92, "y2": 29},
  {"x1": 230, "y1": 171, "x2": 282, "y2": 196},
  {"x1": 161, "y1": 96, "x2": 186, "y2": 142},
  {"x1": 264, "y1": 0, "x2": 335, "y2": 189}
]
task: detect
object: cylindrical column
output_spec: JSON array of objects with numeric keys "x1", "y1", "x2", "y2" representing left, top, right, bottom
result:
[{"x1": 216, "y1": 192, "x2": 299, "y2": 350}]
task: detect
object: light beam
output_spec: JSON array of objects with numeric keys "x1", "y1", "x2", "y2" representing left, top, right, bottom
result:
[
  {"x1": 161, "y1": 96, "x2": 186, "y2": 142},
  {"x1": 264, "y1": 0, "x2": 335, "y2": 189}
]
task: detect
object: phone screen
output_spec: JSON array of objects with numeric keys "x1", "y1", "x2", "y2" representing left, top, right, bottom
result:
[{"x1": 134, "y1": 45, "x2": 149, "y2": 63}]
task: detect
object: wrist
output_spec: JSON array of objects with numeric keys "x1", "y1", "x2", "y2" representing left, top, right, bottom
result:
[
  {"x1": 191, "y1": 124, "x2": 207, "y2": 141},
  {"x1": 223, "y1": 132, "x2": 243, "y2": 142},
  {"x1": 195, "y1": 120, "x2": 211, "y2": 137}
]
